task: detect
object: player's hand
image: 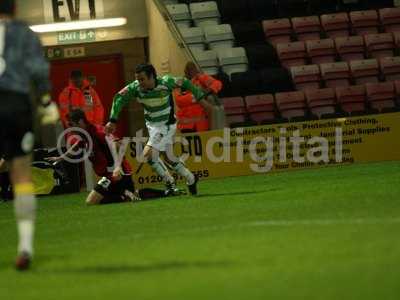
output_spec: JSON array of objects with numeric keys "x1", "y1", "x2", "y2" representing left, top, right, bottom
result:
[
  {"x1": 112, "y1": 167, "x2": 123, "y2": 181},
  {"x1": 38, "y1": 102, "x2": 60, "y2": 125},
  {"x1": 45, "y1": 157, "x2": 62, "y2": 163},
  {"x1": 105, "y1": 122, "x2": 117, "y2": 135}
]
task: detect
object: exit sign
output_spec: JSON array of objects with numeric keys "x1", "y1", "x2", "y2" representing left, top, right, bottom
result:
[{"x1": 57, "y1": 30, "x2": 96, "y2": 44}]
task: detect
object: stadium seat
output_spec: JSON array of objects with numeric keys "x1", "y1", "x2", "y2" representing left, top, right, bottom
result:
[
  {"x1": 192, "y1": 49, "x2": 219, "y2": 76},
  {"x1": 305, "y1": 88, "x2": 337, "y2": 118},
  {"x1": 335, "y1": 85, "x2": 367, "y2": 115},
  {"x1": 335, "y1": 36, "x2": 365, "y2": 62},
  {"x1": 306, "y1": 38, "x2": 336, "y2": 64},
  {"x1": 308, "y1": 0, "x2": 338, "y2": 15},
  {"x1": 393, "y1": 80, "x2": 400, "y2": 106},
  {"x1": 230, "y1": 70, "x2": 265, "y2": 96},
  {"x1": 166, "y1": 4, "x2": 192, "y2": 28},
  {"x1": 365, "y1": 0, "x2": 395, "y2": 10},
  {"x1": 260, "y1": 67, "x2": 295, "y2": 94},
  {"x1": 321, "y1": 12, "x2": 351, "y2": 38},
  {"x1": 277, "y1": 0, "x2": 310, "y2": 18},
  {"x1": 350, "y1": 59, "x2": 380, "y2": 85},
  {"x1": 350, "y1": 10, "x2": 380, "y2": 36},
  {"x1": 364, "y1": 33, "x2": 395, "y2": 59},
  {"x1": 366, "y1": 81, "x2": 397, "y2": 113},
  {"x1": 217, "y1": 47, "x2": 249, "y2": 78},
  {"x1": 204, "y1": 24, "x2": 235, "y2": 50},
  {"x1": 245, "y1": 94, "x2": 276, "y2": 124},
  {"x1": 244, "y1": 43, "x2": 280, "y2": 70},
  {"x1": 394, "y1": 31, "x2": 400, "y2": 49},
  {"x1": 380, "y1": 56, "x2": 400, "y2": 81},
  {"x1": 163, "y1": 0, "x2": 178, "y2": 4},
  {"x1": 222, "y1": 96, "x2": 248, "y2": 127},
  {"x1": 290, "y1": 64, "x2": 322, "y2": 91},
  {"x1": 275, "y1": 91, "x2": 307, "y2": 121},
  {"x1": 379, "y1": 7, "x2": 400, "y2": 33},
  {"x1": 190, "y1": 1, "x2": 221, "y2": 28},
  {"x1": 247, "y1": 0, "x2": 277, "y2": 21},
  {"x1": 262, "y1": 18, "x2": 293, "y2": 46},
  {"x1": 276, "y1": 41, "x2": 307, "y2": 69},
  {"x1": 292, "y1": 16, "x2": 322, "y2": 41},
  {"x1": 231, "y1": 21, "x2": 265, "y2": 46},
  {"x1": 180, "y1": 27, "x2": 205, "y2": 52},
  {"x1": 320, "y1": 62, "x2": 351, "y2": 88},
  {"x1": 216, "y1": 0, "x2": 249, "y2": 23}
]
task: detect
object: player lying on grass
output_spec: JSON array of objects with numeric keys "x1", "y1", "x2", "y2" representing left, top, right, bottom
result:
[
  {"x1": 47, "y1": 109, "x2": 183, "y2": 205},
  {"x1": 106, "y1": 64, "x2": 209, "y2": 196}
]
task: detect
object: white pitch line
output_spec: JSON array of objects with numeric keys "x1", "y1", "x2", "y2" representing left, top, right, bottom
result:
[{"x1": 245, "y1": 217, "x2": 400, "y2": 228}]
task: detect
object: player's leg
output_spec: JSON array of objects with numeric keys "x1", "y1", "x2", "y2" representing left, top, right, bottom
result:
[
  {"x1": 11, "y1": 155, "x2": 36, "y2": 270},
  {"x1": 1, "y1": 93, "x2": 36, "y2": 270},
  {"x1": 161, "y1": 124, "x2": 198, "y2": 195},
  {"x1": 144, "y1": 126, "x2": 178, "y2": 195},
  {"x1": 88, "y1": 176, "x2": 140, "y2": 205},
  {"x1": 86, "y1": 189, "x2": 104, "y2": 205}
]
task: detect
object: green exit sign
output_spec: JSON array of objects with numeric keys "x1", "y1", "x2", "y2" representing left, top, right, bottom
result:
[{"x1": 57, "y1": 29, "x2": 96, "y2": 44}]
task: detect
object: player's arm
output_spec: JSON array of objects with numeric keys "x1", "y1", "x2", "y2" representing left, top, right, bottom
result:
[
  {"x1": 45, "y1": 142, "x2": 81, "y2": 163},
  {"x1": 165, "y1": 75, "x2": 208, "y2": 104},
  {"x1": 106, "y1": 83, "x2": 138, "y2": 134},
  {"x1": 24, "y1": 28, "x2": 59, "y2": 125}
]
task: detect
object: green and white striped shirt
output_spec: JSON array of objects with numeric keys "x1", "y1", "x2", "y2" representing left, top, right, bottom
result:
[{"x1": 110, "y1": 75, "x2": 205, "y2": 126}]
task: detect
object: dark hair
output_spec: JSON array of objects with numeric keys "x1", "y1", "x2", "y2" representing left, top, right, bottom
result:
[
  {"x1": 135, "y1": 64, "x2": 157, "y2": 79},
  {"x1": 67, "y1": 109, "x2": 87, "y2": 125},
  {"x1": 70, "y1": 70, "x2": 83, "y2": 79},
  {"x1": 0, "y1": 0, "x2": 15, "y2": 15}
]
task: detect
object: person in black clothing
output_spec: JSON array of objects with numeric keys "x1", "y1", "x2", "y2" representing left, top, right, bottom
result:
[{"x1": 0, "y1": 0, "x2": 59, "y2": 271}]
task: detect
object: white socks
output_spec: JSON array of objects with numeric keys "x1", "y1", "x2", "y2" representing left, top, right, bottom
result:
[
  {"x1": 148, "y1": 158, "x2": 175, "y2": 184},
  {"x1": 173, "y1": 162, "x2": 195, "y2": 185},
  {"x1": 14, "y1": 185, "x2": 36, "y2": 256}
]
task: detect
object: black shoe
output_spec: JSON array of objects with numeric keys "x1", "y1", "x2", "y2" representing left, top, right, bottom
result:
[
  {"x1": 188, "y1": 175, "x2": 199, "y2": 196},
  {"x1": 124, "y1": 190, "x2": 142, "y2": 203},
  {"x1": 165, "y1": 182, "x2": 180, "y2": 197},
  {"x1": 15, "y1": 252, "x2": 31, "y2": 271}
]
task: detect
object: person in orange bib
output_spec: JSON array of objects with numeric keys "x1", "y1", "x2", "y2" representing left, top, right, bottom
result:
[
  {"x1": 58, "y1": 70, "x2": 104, "y2": 128},
  {"x1": 174, "y1": 62, "x2": 222, "y2": 132}
]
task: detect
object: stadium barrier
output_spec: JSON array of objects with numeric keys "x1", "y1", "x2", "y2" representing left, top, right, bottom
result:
[{"x1": 127, "y1": 112, "x2": 400, "y2": 188}]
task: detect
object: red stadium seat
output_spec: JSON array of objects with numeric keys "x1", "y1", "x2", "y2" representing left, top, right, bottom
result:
[
  {"x1": 290, "y1": 64, "x2": 322, "y2": 91},
  {"x1": 379, "y1": 7, "x2": 400, "y2": 33},
  {"x1": 275, "y1": 91, "x2": 307, "y2": 121},
  {"x1": 393, "y1": 31, "x2": 400, "y2": 50},
  {"x1": 262, "y1": 18, "x2": 292, "y2": 46},
  {"x1": 306, "y1": 38, "x2": 336, "y2": 64},
  {"x1": 335, "y1": 36, "x2": 365, "y2": 62},
  {"x1": 350, "y1": 10, "x2": 380, "y2": 36},
  {"x1": 276, "y1": 41, "x2": 307, "y2": 69},
  {"x1": 292, "y1": 16, "x2": 322, "y2": 41},
  {"x1": 320, "y1": 62, "x2": 351, "y2": 88},
  {"x1": 366, "y1": 81, "x2": 397, "y2": 113},
  {"x1": 350, "y1": 59, "x2": 380, "y2": 85},
  {"x1": 393, "y1": 80, "x2": 400, "y2": 106},
  {"x1": 222, "y1": 97, "x2": 248, "y2": 127},
  {"x1": 364, "y1": 33, "x2": 395, "y2": 59},
  {"x1": 245, "y1": 94, "x2": 276, "y2": 124},
  {"x1": 336, "y1": 85, "x2": 367, "y2": 115},
  {"x1": 321, "y1": 12, "x2": 351, "y2": 38},
  {"x1": 380, "y1": 56, "x2": 400, "y2": 81},
  {"x1": 305, "y1": 88, "x2": 337, "y2": 118},
  {"x1": 222, "y1": 97, "x2": 246, "y2": 114}
]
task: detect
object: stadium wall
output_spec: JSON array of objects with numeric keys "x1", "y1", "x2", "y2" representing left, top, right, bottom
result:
[{"x1": 145, "y1": 0, "x2": 191, "y2": 76}]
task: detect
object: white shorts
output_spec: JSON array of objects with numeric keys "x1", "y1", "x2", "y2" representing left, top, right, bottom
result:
[{"x1": 147, "y1": 123, "x2": 177, "y2": 152}]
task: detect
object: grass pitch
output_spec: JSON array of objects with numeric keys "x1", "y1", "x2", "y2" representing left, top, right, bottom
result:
[{"x1": 1, "y1": 161, "x2": 400, "y2": 300}]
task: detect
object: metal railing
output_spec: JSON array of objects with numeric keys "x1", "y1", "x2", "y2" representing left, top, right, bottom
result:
[{"x1": 152, "y1": 0, "x2": 202, "y2": 71}]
